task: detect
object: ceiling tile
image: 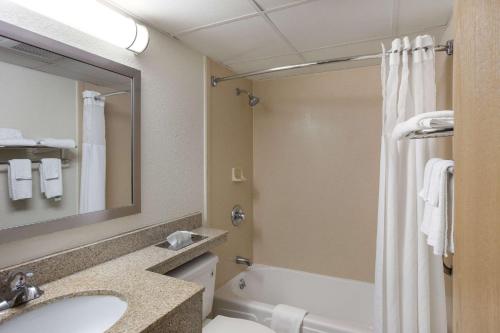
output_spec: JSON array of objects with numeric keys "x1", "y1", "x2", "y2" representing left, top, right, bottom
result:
[
  {"x1": 179, "y1": 16, "x2": 295, "y2": 63},
  {"x1": 107, "y1": 0, "x2": 257, "y2": 34},
  {"x1": 302, "y1": 24, "x2": 447, "y2": 62},
  {"x1": 397, "y1": 0, "x2": 453, "y2": 34},
  {"x1": 267, "y1": 0, "x2": 393, "y2": 51},
  {"x1": 225, "y1": 54, "x2": 303, "y2": 73},
  {"x1": 255, "y1": 0, "x2": 309, "y2": 10},
  {"x1": 252, "y1": 58, "x2": 380, "y2": 80},
  {"x1": 301, "y1": 39, "x2": 392, "y2": 62}
]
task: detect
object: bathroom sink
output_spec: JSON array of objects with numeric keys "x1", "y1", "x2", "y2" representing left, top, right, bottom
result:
[{"x1": 0, "y1": 295, "x2": 127, "y2": 333}]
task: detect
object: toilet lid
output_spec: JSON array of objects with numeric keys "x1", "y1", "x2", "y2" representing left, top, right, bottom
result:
[{"x1": 203, "y1": 315, "x2": 275, "y2": 333}]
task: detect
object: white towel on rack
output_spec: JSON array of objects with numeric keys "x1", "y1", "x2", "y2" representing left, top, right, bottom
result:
[
  {"x1": 7, "y1": 159, "x2": 32, "y2": 200},
  {"x1": 271, "y1": 304, "x2": 308, "y2": 333},
  {"x1": 420, "y1": 159, "x2": 455, "y2": 256},
  {"x1": 391, "y1": 110, "x2": 454, "y2": 140},
  {"x1": 420, "y1": 117, "x2": 454, "y2": 128},
  {"x1": 39, "y1": 158, "x2": 63, "y2": 200},
  {"x1": 0, "y1": 128, "x2": 23, "y2": 140},
  {"x1": 0, "y1": 138, "x2": 38, "y2": 147},
  {"x1": 37, "y1": 138, "x2": 76, "y2": 149},
  {"x1": 419, "y1": 158, "x2": 441, "y2": 201}
]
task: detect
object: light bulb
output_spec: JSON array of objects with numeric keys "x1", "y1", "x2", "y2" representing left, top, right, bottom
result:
[{"x1": 11, "y1": 0, "x2": 149, "y2": 53}]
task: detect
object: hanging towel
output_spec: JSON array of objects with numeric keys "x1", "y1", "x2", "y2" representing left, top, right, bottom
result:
[
  {"x1": 7, "y1": 159, "x2": 32, "y2": 200},
  {"x1": 419, "y1": 158, "x2": 441, "y2": 201},
  {"x1": 39, "y1": 158, "x2": 63, "y2": 200},
  {"x1": 0, "y1": 128, "x2": 23, "y2": 140},
  {"x1": 420, "y1": 159, "x2": 455, "y2": 256},
  {"x1": 0, "y1": 138, "x2": 37, "y2": 147},
  {"x1": 37, "y1": 138, "x2": 76, "y2": 149},
  {"x1": 391, "y1": 110, "x2": 454, "y2": 140},
  {"x1": 270, "y1": 304, "x2": 308, "y2": 333}
]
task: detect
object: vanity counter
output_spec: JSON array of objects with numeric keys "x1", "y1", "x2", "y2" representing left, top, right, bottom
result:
[{"x1": 0, "y1": 226, "x2": 227, "y2": 333}]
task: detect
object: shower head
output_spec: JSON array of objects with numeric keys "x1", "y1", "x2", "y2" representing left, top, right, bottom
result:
[
  {"x1": 236, "y1": 88, "x2": 260, "y2": 107},
  {"x1": 249, "y1": 95, "x2": 260, "y2": 107}
]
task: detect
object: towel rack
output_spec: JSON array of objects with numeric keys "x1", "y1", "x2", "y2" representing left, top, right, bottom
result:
[
  {"x1": 0, "y1": 146, "x2": 73, "y2": 165},
  {"x1": 444, "y1": 165, "x2": 455, "y2": 276}
]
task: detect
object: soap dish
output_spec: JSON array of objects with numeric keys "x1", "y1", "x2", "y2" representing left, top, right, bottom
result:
[{"x1": 156, "y1": 233, "x2": 207, "y2": 251}]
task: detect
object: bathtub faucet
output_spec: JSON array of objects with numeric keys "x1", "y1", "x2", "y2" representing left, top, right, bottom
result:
[{"x1": 235, "y1": 256, "x2": 252, "y2": 267}]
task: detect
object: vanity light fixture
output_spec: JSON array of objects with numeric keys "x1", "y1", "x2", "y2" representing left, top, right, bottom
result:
[{"x1": 10, "y1": 0, "x2": 149, "y2": 53}]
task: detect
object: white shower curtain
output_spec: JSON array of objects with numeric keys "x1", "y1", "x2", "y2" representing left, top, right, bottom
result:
[
  {"x1": 80, "y1": 90, "x2": 106, "y2": 213},
  {"x1": 374, "y1": 36, "x2": 447, "y2": 333}
]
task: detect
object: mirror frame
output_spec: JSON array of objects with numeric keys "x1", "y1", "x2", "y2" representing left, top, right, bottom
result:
[{"x1": 0, "y1": 20, "x2": 141, "y2": 243}]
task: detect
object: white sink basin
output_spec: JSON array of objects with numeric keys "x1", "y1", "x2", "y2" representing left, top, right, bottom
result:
[{"x1": 0, "y1": 295, "x2": 127, "y2": 333}]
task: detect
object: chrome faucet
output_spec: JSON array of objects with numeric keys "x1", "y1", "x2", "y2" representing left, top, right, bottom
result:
[
  {"x1": 0, "y1": 272, "x2": 43, "y2": 311},
  {"x1": 235, "y1": 256, "x2": 252, "y2": 267}
]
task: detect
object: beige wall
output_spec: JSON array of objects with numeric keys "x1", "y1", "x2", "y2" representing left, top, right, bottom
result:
[
  {"x1": 453, "y1": 0, "x2": 500, "y2": 331},
  {"x1": 0, "y1": 61, "x2": 79, "y2": 229},
  {"x1": 0, "y1": 1, "x2": 204, "y2": 268},
  {"x1": 206, "y1": 60, "x2": 253, "y2": 288},
  {"x1": 253, "y1": 53, "x2": 453, "y2": 283}
]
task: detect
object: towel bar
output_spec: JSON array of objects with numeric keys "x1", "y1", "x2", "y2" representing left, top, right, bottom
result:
[
  {"x1": 0, "y1": 159, "x2": 71, "y2": 165},
  {"x1": 0, "y1": 146, "x2": 73, "y2": 165}
]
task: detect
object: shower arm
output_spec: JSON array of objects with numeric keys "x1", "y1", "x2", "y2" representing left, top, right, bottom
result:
[{"x1": 236, "y1": 88, "x2": 249, "y2": 96}]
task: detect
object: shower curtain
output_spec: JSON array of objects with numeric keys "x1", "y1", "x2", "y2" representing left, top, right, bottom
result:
[
  {"x1": 374, "y1": 36, "x2": 447, "y2": 333},
  {"x1": 80, "y1": 90, "x2": 106, "y2": 213}
]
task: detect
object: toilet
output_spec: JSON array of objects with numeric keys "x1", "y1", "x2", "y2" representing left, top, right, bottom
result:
[{"x1": 166, "y1": 252, "x2": 274, "y2": 333}]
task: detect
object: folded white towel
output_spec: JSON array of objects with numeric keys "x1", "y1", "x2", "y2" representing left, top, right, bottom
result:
[
  {"x1": 0, "y1": 138, "x2": 38, "y2": 147},
  {"x1": 8, "y1": 159, "x2": 32, "y2": 200},
  {"x1": 420, "y1": 117, "x2": 454, "y2": 128},
  {"x1": 271, "y1": 304, "x2": 308, "y2": 333},
  {"x1": 39, "y1": 158, "x2": 63, "y2": 200},
  {"x1": 0, "y1": 128, "x2": 23, "y2": 140},
  {"x1": 420, "y1": 159, "x2": 455, "y2": 256},
  {"x1": 38, "y1": 138, "x2": 76, "y2": 149},
  {"x1": 392, "y1": 110, "x2": 454, "y2": 140}
]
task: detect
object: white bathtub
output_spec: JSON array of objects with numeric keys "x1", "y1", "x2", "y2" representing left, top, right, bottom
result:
[{"x1": 214, "y1": 265, "x2": 374, "y2": 333}]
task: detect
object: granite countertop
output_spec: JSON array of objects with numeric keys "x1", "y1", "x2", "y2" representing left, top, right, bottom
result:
[{"x1": 0, "y1": 227, "x2": 227, "y2": 332}]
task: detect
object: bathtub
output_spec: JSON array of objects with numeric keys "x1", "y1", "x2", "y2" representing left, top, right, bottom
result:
[{"x1": 213, "y1": 264, "x2": 374, "y2": 333}]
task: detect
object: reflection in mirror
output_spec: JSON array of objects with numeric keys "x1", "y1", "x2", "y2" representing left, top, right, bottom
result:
[{"x1": 0, "y1": 35, "x2": 133, "y2": 231}]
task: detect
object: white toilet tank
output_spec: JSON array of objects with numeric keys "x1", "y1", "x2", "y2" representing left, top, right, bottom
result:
[{"x1": 166, "y1": 252, "x2": 219, "y2": 320}]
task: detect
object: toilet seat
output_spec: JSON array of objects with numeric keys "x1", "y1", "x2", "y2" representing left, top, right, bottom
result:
[{"x1": 203, "y1": 315, "x2": 275, "y2": 333}]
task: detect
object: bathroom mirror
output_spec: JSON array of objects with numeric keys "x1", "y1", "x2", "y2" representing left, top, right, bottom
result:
[{"x1": 0, "y1": 21, "x2": 140, "y2": 242}]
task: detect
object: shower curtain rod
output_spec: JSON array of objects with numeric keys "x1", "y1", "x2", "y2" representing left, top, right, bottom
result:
[
  {"x1": 100, "y1": 90, "x2": 128, "y2": 97},
  {"x1": 94, "y1": 90, "x2": 130, "y2": 100},
  {"x1": 211, "y1": 40, "x2": 454, "y2": 86}
]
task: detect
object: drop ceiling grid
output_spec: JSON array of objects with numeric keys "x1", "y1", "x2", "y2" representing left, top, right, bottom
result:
[
  {"x1": 105, "y1": 0, "x2": 453, "y2": 75},
  {"x1": 223, "y1": 22, "x2": 448, "y2": 74},
  {"x1": 220, "y1": 0, "x2": 450, "y2": 73},
  {"x1": 175, "y1": 0, "x2": 403, "y2": 70},
  {"x1": 173, "y1": 0, "x2": 318, "y2": 37},
  {"x1": 246, "y1": 0, "x2": 307, "y2": 62}
]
